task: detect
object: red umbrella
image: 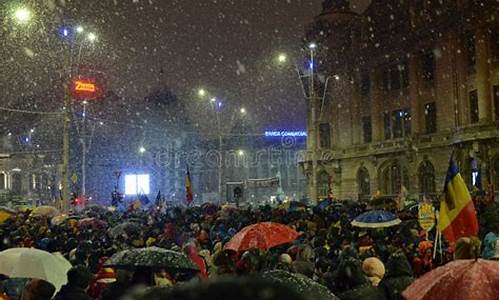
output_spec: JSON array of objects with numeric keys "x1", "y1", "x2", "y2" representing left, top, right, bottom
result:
[
  {"x1": 402, "y1": 259, "x2": 498, "y2": 300},
  {"x1": 224, "y1": 222, "x2": 300, "y2": 252}
]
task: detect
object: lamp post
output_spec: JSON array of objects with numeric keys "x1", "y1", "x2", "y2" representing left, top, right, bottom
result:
[
  {"x1": 198, "y1": 89, "x2": 224, "y2": 203},
  {"x1": 308, "y1": 42, "x2": 318, "y2": 204}
]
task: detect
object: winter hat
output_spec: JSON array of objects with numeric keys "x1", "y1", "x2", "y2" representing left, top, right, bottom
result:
[
  {"x1": 279, "y1": 253, "x2": 292, "y2": 265},
  {"x1": 67, "y1": 265, "x2": 93, "y2": 288},
  {"x1": 362, "y1": 257, "x2": 385, "y2": 286}
]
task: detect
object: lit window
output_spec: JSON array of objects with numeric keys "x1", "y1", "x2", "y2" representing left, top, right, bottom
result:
[{"x1": 125, "y1": 174, "x2": 150, "y2": 195}]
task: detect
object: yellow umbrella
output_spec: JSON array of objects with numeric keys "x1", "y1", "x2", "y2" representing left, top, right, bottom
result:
[
  {"x1": 0, "y1": 207, "x2": 15, "y2": 223},
  {"x1": 30, "y1": 206, "x2": 60, "y2": 218}
]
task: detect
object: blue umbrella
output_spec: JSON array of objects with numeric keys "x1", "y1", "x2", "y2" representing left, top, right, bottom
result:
[{"x1": 351, "y1": 210, "x2": 401, "y2": 228}]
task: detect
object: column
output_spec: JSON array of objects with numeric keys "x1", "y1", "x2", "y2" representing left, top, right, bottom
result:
[
  {"x1": 475, "y1": 25, "x2": 492, "y2": 123},
  {"x1": 370, "y1": 68, "x2": 383, "y2": 141},
  {"x1": 408, "y1": 54, "x2": 421, "y2": 135}
]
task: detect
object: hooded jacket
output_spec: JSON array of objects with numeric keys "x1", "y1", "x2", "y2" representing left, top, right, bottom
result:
[
  {"x1": 333, "y1": 257, "x2": 386, "y2": 300},
  {"x1": 379, "y1": 252, "x2": 414, "y2": 300}
]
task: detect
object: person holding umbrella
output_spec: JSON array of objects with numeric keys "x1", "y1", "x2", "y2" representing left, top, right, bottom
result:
[{"x1": 53, "y1": 266, "x2": 92, "y2": 300}]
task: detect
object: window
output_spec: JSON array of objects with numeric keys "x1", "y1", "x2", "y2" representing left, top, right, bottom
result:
[
  {"x1": 494, "y1": 85, "x2": 498, "y2": 121},
  {"x1": 362, "y1": 116, "x2": 372, "y2": 143},
  {"x1": 469, "y1": 90, "x2": 479, "y2": 123},
  {"x1": 361, "y1": 73, "x2": 370, "y2": 96},
  {"x1": 392, "y1": 110, "x2": 404, "y2": 138},
  {"x1": 424, "y1": 102, "x2": 437, "y2": 133},
  {"x1": 465, "y1": 32, "x2": 476, "y2": 71},
  {"x1": 391, "y1": 109, "x2": 411, "y2": 138},
  {"x1": 418, "y1": 160, "x2": 435, "y2": 195},
  {"x1": 380, "y1": 161, "x2": 403, "y2": 195},
  {"x1": 422, "y1": 51, "x2": 434, "y2": 81},
  {"x1": 125, "y1": 174, "x2": 150, "y2": 195},
  {"x1": 317, "y1": 171, "x2": 330, "y2": 197},
  {"x1": 384, "y1": 112, "x2": 391, "y2": 139},
  {"x1": 382, "y1": 62, "x2": 409, "y2": 91},
  {"x1": 319, "y1": 123, "x2": 331, "y2": 148},
  {"x1": 357, "y1": 167, "x2": 370, "y2": 199},
  {"x1": 0, "y1": 173, "x2": 5, "y2": 190},
  {"x1": 11, "y1": 173, "x2": 22, "y2": 195}
]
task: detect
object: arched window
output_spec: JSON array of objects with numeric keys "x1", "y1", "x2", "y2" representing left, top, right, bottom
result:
[
  {"x1": 357, "y1": 167, "x2": 370, "y2": 200},
  {"x1": 317, "y1": 171, "x2": 330, "y2": 197},
  {"x1": 418, "y1": 160, "x2": 435, "y2": 195},
  {"x1": 0, "y1": 173, "x2": 6, "y2": 190},
  {"x1": 379, "y1": 161, "x2": 406, "y2": 195},
  {"x1": 11, "y1": 173, "x2": 22, "y2": 195}
]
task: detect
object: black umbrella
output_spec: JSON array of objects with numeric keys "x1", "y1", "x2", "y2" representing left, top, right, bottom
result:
[
  {"x1": 104, "y1": 247, "x2": 199, "y2": 275},
  {"x1": 262, "y1": 270, "x2": 339, "y2": 300}
]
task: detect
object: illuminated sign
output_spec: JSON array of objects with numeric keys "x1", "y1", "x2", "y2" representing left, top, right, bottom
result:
[
  {"x1": 125, "y1": 174, "x2": 150, "y2": 195},
  {"x1": 74, "y1": 80, "x2": 96, "y2": 93},
  {"x1": 71, "y1": 77, "x2": 103, "y2": 100},
  {"x1": 264, "y1": 131, "x2": 307, "y2": 137}
]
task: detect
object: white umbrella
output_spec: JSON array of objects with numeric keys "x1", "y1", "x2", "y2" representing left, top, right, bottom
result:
[{"x1": 0, "y1": 248, "x2": 71, "y2": 291}]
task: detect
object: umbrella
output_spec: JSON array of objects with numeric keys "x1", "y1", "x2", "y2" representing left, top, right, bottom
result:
[
  {"x1": 402, "y1": 259, "x2": 498, "y2": 300},
  {"x1": 82, "y1": 205, "x2": 107, "y2": 217},
  {"x1": 224, "y1": 222, "x2": 300, "y2": 252},
  {"x1": 30, "y1": 206, "x2": 60, "y2": 218},
  {"x1": 262, "y1": 270, "x2": 340, "y2": 300},
  {"x1": 78, "y1": 217, "x2": 107, "y2": 229},
  {"x1": 108, "y1": 222, "x2": 141, "y2": 238},
  {"x1": 0, "y1": 248, "x2": 71, "y2": 291},
  {"x1": 104, "y1": 247, "x2": 199, "y2": 275},
  {"x1": 0, "y1": 207, "x2": 15, "y2": 223},
  {"x1": 351, "y1": 210, "x2": 401, "y2": 228},
  {"x1": 316, "y1": 199, "x2": 332, "y2": 210},
  {"x1": 51, "y1": 215, "x2": 80, "y2": 226}
]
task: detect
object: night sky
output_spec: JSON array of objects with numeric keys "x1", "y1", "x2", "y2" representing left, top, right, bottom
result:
[{"x1": 1, "y1": 0, "x2": 370, "y2": 135}]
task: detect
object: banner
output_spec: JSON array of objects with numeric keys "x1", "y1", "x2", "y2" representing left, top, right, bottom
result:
[
  {"x1": 418, "y1": 202, "x2": 436, "y2": 231},
  {"x1": 246, "y1": 177, "x2": 279, "y2": 188}
]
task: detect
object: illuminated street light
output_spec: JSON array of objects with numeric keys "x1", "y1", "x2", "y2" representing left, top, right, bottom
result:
[
  {"x1": 237, "y1": 150, "x2": 245, "y2": 156},
  {"x1": 334, "y1": 74, "x2": 340, "y2": 80},
  {"x1": 87, "y1": 32, "x2": 97, "y2": 42},
  {"x1": 139, "y1": 146, "x2": 146, "y2": 154},
  {"x1": 76, "y1": 26, "x2": 84, "y2": 33},
  {"x1": 277, "y1": 53, "x2": 287, "y2": 63},
  {"x1": 198, "y1": 89, "x2": 206, "y2": 97},
  {"x1": 13, "y1": 7, "x2": 32, "y2": 24},
  {"x1": 308, "y1": 42, "x2": 317, "y2": 49},
  {"x1": 210, "y1": 97, "x2": 216, "y2": 103},
  {"x1": 240, "y1": 107, "x2": 246, "y2": 114}
]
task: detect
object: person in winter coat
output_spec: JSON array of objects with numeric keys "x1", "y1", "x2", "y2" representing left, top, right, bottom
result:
[
  {"x1": 378, "y1": 252, "x2": 414, "y2": 300},
  {"x1": 53, "y1": 265, "x2": 92, "y2": 300},
  {"x1": 332, "y1": 256, "x2": 386, "y2": 300},
  {"x1": 19, "y1": 279, "x2": 55, "y2": 300}
]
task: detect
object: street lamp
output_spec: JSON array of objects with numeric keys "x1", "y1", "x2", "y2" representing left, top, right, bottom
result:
[
  {"x1": 237, "y1": 150, "x2": 245, "y2": 157},
  {"x1": 308, "y1": 42, "x2": 317, "y2": 49},
  {"x1": 13, "y1": 7, "x2": 32, "y2": 24},
  {"x1": 198, "y1": 89, "x2": 206, "y2": 97},
  {"x1": 277, "y1": 53, "x2": 287, "y2": 63},
  {"x1": 240, "y1": 107, "x2": 246, "y2": 114},
  {"x1": 87, "y1": 32, "x2": 97, "y2": 42},
  {"x1": 139, "y1": 146, "x2": 146, "y2": 154},
  {"x1": 76, "y1": 26, "x2": 84, "y2": 33}
]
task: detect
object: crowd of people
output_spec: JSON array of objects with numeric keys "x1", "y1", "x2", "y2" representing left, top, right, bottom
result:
[{"x1": 0, "y1": 198, "x2": 496, "y2": 300}]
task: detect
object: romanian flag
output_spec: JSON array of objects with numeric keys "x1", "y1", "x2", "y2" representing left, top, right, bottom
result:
[
  {"x1": 185, "y1": 166, "x2": 193, "y2": 205},
  {"x1": 437, "y1": 159, "x2": 479, "y2": 244}
]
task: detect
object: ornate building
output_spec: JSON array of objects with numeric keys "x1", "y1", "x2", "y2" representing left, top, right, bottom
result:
[{"x1": 303, "y1": 0, "x2": 498, "y2": 201}]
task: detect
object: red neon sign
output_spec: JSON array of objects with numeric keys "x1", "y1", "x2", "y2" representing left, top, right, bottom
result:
[
  {"x1": 74, "y1": 80, "x2": 96, "y2": 93},
  {"x1": 71, "y1": 78, "x2": 102, "y2": 100}
]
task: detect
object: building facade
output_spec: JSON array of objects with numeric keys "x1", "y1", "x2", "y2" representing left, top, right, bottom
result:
[{"x1": 303, "y1": 0, "x2": 498, "y2": 201}]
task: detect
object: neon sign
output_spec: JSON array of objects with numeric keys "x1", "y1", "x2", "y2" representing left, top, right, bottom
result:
[
  {"x1": 264, "y1": 131, "x2": 307, "y2": 137},
  {"x1": 74, "y1": 80, "x2": 96, "y2": 93}
]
